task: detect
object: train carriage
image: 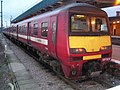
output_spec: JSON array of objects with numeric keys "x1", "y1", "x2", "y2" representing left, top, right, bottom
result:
[{"x1": 4, "y1": 3, "x2": 112, "y2": 79}]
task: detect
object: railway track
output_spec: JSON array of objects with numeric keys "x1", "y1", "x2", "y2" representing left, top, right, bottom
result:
[
  {"x1": 5, "y1": 36, "x2": 120, "y2": 90},
  {"x1": 106, "y1": 62, "x2": 120, "y2": 77}
]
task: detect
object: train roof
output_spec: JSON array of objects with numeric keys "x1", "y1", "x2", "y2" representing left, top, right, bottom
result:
[
  {"x1": 11, "y1": 0, "x2": 114, "y2": 24},
  {"x1": 12, "y1": 3, "x2": 106, "y2": 25}
]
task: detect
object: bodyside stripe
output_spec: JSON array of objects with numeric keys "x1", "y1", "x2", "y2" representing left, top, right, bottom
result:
[{"x1": 10, "y1": 33, "x2": 48, "y2": 45}]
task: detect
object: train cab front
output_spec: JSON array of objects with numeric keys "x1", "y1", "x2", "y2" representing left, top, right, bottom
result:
[{"x1": 62, "y1": 10, "x2": 112, "y2": 79}]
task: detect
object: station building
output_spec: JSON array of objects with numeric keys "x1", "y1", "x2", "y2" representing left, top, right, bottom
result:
[{"x1": 109, "y1": 11, "x2": 120, "y2": 36}]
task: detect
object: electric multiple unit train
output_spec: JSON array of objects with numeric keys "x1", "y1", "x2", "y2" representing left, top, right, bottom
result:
[{"x1": 4, "y1": 3, "x2": 112, "y2": 79}]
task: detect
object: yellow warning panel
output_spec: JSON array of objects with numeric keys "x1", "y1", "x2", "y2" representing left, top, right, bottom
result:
[{"x1": 83, "y1": 55, "x2": 101, "y2": 60}]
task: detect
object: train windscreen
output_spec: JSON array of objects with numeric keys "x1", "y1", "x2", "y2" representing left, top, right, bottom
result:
[
  {"x1": 70, "y1": 14, "x2": 109, "y2": 35},
  {"x1": 71, "y1": 15, "x2": 90, "y2": 32},
  {"x1": 91, "y1": 17, "x2": 108, "y2": 32}
]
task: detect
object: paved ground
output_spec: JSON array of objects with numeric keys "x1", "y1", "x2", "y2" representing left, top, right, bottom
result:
[
  {"x1": 0, "y1": 34, "x2": 11, "y2": 90},
  {"x1": 1, "y1": 34, "x2": 42, "y2": 90}
]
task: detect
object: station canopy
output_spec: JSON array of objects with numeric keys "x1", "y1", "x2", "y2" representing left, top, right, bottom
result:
[{"x1": 12, "y1": 0, "x2": 115, "y2": 23}]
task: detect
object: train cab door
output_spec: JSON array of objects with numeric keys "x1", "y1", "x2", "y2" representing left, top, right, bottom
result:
[
  {"x1": 50, "y1": 16, "x2": 57, "y2": 57},
  {"x1": 27, "y1": 22, "x2": 32, "y2": 44}
]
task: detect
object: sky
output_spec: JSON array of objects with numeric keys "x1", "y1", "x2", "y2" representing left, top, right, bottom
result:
[
  {"x1": 3, "y1": 0, "x2": 42, "y2": 27},
  {"x1": 1, "y1": 0, "x2": 120, "y2": 27},
  {"x1": 103, "y1": 5, "x2": 120, "y2": 17}
]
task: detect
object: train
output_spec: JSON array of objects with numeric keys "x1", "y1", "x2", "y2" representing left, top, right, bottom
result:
[{"x1": 4, "y1": 3, "x2": 112, "y2": 79}]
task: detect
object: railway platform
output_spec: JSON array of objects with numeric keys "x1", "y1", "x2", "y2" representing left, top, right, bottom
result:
[
  {"x1": 112, "y1": 44, "x2": 120, "y2": 64},
  {"x1": 112, "y1": 36, "x2": 120, "y2": 45},
  {"x1": 111, "y1": 36, "x2": 120, "y2": 64},
  {"x1": 0, "y1": 33, "x2": 41, "y2": 90},
  {"x1": 112, "y1": 36, "x2": 120, "y2": 38},
  {"x1": 107, "y1": 85, "x2": 120, "y2": 90}
]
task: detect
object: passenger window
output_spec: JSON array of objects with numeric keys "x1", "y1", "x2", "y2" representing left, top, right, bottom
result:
[
  {"x1": 33, "y1": 23, "x2": 38, "y2": 35},
  {"x1": 22, "y1": 25, "x2": 26, "y2": 34},
  {"x1": 22, "y1": 26, "x2": 24, "y2": 34},
  {"x1": 41, "y1": 22, "x2": 48, "y2": 37},
  {"x1": 19, "y1": 26, "x2": 22, "y2": 34},
  {"x1": 12, "y1": 26, "x2": 16, "y2": 32}
]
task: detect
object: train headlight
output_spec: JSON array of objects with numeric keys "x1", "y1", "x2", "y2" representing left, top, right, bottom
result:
[
  {"x1": 100, "y1": 46, "x2": 106, "y2": 50},
  {"x1": 70, "y1": 48, "x2": 86, "y2": 54},
  {"x1": 100, "y1": 46, "x2": 111, "y2": 51}
]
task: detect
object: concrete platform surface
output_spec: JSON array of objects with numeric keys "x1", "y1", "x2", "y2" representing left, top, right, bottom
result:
[{"x1": 1, "y1": 35, "x2": 41, "y2": 90}]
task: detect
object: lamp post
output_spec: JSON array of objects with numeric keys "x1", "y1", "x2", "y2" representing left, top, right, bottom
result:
[
  {"x1": 5, "y1": 21, "x2": 7, "y2": 27},
  {"x1": 1, "y1": 0, "x2": 3, "y2": 33},
  {"x1": 10, "y1": 16, "x2": 12, "y2": 27}
]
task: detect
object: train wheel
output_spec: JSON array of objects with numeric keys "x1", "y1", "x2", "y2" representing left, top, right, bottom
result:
[
  {"x1": 38, "y1": 53, "x2": 43, "y2": 61},
  {"x1": 27, "y1": 46, "x2": 29, "y2": 50},
  {"x1": 50, "y1": 61, "x2": 63, "y2": 74}
]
